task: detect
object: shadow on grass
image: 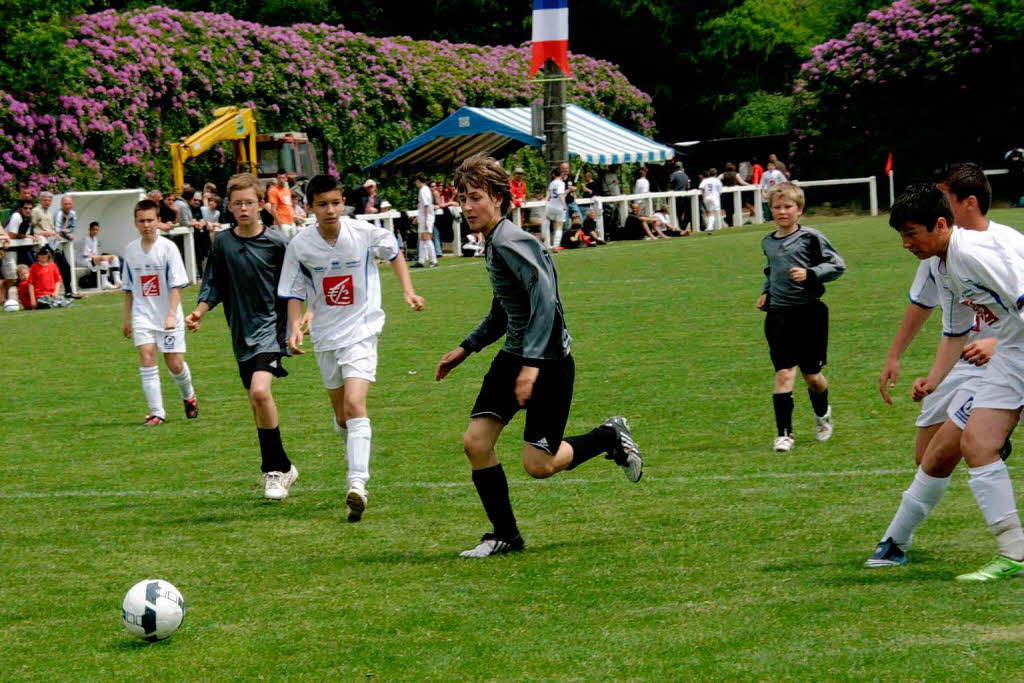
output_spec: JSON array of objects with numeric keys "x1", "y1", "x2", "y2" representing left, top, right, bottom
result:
[
  {"x1": 760, "y1": 550, "x2": 954, "y2": 584},
  {"x1": 110, "y1": 636, "x2": 176, "y2": 651}
]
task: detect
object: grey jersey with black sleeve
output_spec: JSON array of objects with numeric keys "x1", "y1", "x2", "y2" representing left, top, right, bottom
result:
[
  {"x1": 460, "y1": 218, "x2": 572, "y2": 364},
  {"x1": 197, "y1": 227, "x2": 290, "y2": 362},
  {"x1": 761, "y1": 226, "x2": 845, "y2": 308}
]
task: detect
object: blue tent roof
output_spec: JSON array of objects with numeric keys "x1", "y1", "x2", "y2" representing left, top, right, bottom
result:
[{"x1": 364, "y1": 105, "x2": 673, "y2": 173}]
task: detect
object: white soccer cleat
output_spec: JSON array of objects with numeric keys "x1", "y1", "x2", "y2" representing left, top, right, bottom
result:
[
  {"x1": 263, "y1": 465, "x2": 299, "y2": 501},
  {"x1": 773, "y1": 434, "x2": 795, "y2": 452},
  {"x1": 815, "y1": 406, "x2": 834, "y2": 442},
  {"x1": 459, "y1": 533, "x2": 525, "y2": 558},
  {"x1": 346, "y1": 486, "x2": 368, "y2": 522}
]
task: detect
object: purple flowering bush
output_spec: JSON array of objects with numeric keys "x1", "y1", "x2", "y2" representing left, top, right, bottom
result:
[
  {"x1": 790, "y1": 0, "x2": 987, "y2": 175},
  {"x1": 0, "y1": 6, "x2": 655, "y2": 195}
]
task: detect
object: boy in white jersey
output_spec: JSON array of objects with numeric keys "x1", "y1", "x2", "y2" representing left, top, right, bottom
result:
[
  {"x1": 699, "y1": 168, "x2": 724, "y2": 233},
  {"x1": 890, "y1": 183, "x2": 1024, "y2": 581},
  {"x1": 413, "y1": 173, "x2": 437, "y2": 268},
  {"x1": 122, "y1": 199, "x2": 197, "y2": 426},
  {"x1": 869, "y1": 165, "x2": 1011, "y2": 568},
  {"x1": 279, "y1": 175, "x2": 425, "y2": 521}
]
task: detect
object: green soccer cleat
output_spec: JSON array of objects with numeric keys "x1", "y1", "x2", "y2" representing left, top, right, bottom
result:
[{"x1": 954, "y1": 555, "x2": 1024, "y2": 583}]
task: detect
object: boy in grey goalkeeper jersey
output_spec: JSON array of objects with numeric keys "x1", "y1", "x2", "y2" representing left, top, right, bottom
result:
[
  {"x1": 434, "y1": 155, "x2": 644, "y2": 559},
  {"x1": 186, "y1": 173, "x2": 304, "y2": 502},
  {"x1": 756, "y1": 182, "x2": 845, "y2": 453}
]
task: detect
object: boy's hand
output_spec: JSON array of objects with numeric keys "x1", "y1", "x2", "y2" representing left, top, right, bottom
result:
[
  {"x1": 299, "y1": 310, "x2": 314, "y2": 335},
  {"x1": 911, "y1": 377, "x2": 935, "y2": 402},
  {"x1": 878, "y1": 357, "x2": 899, "y2": 405},
  {"x1": 122, "y1": 320, "x2": 132, "y2": 338},
  {"x1": 405, "y1": 292, "x2": 425, "y2": 310},
  {"x1": 961, "y1": 337, "x2": 996, "y2": 366},
  {"x1": 789, "y1": 267, "x2": 808, "y2": 282},
  {"x1": 435, "y1": 346, "x2": 468, "y2": 381},
  {"x1": 185, "y1": 310, "x2": 202, "y2": 332},
  {"x1": 164, "y1": 314, "x2": 176, "y2": 330},
  {"x1": 515, "y1": 365, "x2": 539, "y2": 407},
  {"x1": 755, "y1": 293, "x2": 768, "y2": 310},
  {"x1": 288, "y1": 326, "x2": 305, "y2": 355}
]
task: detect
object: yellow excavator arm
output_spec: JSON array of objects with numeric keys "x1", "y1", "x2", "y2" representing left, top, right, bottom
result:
[{"x1": 169, "y1": 106, "x2": 258, "y2": 192}]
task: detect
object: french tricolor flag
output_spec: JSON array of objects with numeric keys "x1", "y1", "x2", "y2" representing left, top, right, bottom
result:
[{"x1": 530, "y1": 0, "x2": 570, "y2": 78}]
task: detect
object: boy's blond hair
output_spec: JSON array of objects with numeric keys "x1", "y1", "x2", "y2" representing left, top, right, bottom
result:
[
  {"x1": 226, "y1": 173, "x2": 264, "y2": 201},
  {"x1": 767, "y1": 182, "x2": 805, "y2": 211},
  {"x1": 16, "y1": 263, "x2": 29, "y2": 278}
]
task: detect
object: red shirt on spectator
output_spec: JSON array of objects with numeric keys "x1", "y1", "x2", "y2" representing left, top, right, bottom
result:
[
  {"x1": 17, "y1": 279, "x2": 32, "y2": 309},
  {"x1": 751, "y1": 163, "x2": 764, "y2": 185},
  {"x1": 29, "y1": 261, "x2": 61, "y2": 297},
  {"x1": 509, "y1": 178, "x2": 527, "y2": 207}
]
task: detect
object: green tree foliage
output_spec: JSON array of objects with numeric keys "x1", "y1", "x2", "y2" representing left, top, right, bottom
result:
[{"x1": 723, "y1": 92, "x2": 793, "y2": 137}]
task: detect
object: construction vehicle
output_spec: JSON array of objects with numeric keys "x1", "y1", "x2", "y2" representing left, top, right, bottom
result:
[{"x1": 169, "y1": 106, "x2": 324, "y2": 193}]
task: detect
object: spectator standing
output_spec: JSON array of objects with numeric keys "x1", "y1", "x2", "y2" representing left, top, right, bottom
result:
[
  {"x1": 413, "y1": 173, "x2": 437, "y2": 268},
  {"x1": 31, "y1": 192, "x2": 55, "y2": 241},
  {"x1": 75, "y1": 221, "x2": 122, "y2": 289},
  {"x1": 560, "y1": 161, "x2": 582, "y2": 224},
  {"x1": 739, "y1": 159, "x2": 753, "y2": 183},
  {"x1": 267, "y1": 170, "x2": 296, "y2": 238},
  {"x1": 509, "y1": 166, "x2": 527, "y2": 224},
  {"x1": 434, "y1": 179, "x2": 458, "y2": 257},
  {"x1": 760, "y1": 162, "x2": 787, "y2": 218},
  {"x1": 545, "y1": 168, "x2": 567, "y2": 248},
  {"x1": 768, "y1": 154, "x2": 790, "y2": 179},
  {"x1": 720, "y1": 163, "x2": 749, "y2": 227},
  {"x1": 634, "y1": 166, "x2": 651, "y2": 195},
  {"x1": 751, "y1": 157, "x2": 764, "y2": 186},
  {"x1": 668, "y1": 162, "x2": 692, "y2": 234},
  {"x1": 699, "y1": 169, "x2": 725, "y2": 233}
]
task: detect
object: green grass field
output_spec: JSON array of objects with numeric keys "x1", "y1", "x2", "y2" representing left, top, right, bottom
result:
[{"x1": 4, "y1": 211, "x2": 1024, "y2": 680}]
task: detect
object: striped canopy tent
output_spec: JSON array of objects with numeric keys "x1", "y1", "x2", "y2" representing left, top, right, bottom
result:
[{"x1": 363, "y1": 104, "x2": 674, "y2": 174}]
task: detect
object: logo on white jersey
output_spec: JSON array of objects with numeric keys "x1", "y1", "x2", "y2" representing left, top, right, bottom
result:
[
  {"x1": 964, "y1": 300, "x2": 998, "y2": 325},
  {"x1": 323, "y1": 275, "x2": 353, "y2": 306},
  {"x1": 141, "y1": 274, "x2": 160, "y2": 297}
]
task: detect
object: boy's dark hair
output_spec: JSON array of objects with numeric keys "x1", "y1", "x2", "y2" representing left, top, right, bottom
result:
[
  {"x1": 134, "y1": 199, "x2": 160, "y2": 216},
  {"x1": 453, "y1": 155, "x2": 512, "y2": 215},
  {"x1": 182, "y1": 189, "x2": 196, "y2": 201},
  {"x1": 932, "y1": 162, "x2": 991, "y2": 215},
  {"x1": 18, "y1": 199, "x2": 33, "y2": 210},
  {"x1": 889, "y1": 183, "x2": 953, "y2": 232},
  {"x1": 89, "y1": 221, "x2": 100, "y2": 228},
  {"x1": 708, "y1": 168, "x2": 717, "y2": 177},
  {"x1": 35, "y1": 245, "x2": 53, "y2": 259},
  {"x1": 306, "y1": 174, "x2": 342, "y2": 202},
  {"x1": 414, "y1": 173, "x2": 428, "y2": 184}
]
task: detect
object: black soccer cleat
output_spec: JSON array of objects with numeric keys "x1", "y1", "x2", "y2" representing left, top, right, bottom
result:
[
  {"x1": 864, "y1": 537, "x2": 907, "y2": 568},
  {"x1": 459, "y1": 532, "x2": 525, "y2": 558},
  {"x1": 183, "y1": 396, "x2": 199, "y2": 420},
  {"x1": 602, "y1": 416, "x2": 643, "y2": 483}
]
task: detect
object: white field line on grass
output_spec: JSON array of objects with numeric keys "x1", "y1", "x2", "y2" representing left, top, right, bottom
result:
[{"x1": 0, "y1": 466, "x2": 946, "y2": 500}]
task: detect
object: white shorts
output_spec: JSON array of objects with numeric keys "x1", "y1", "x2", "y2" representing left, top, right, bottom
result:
[
  {"x1": 545, "y1": 207, "x2": 565, "y2": 223},
  {"x1": 134, "y1": 327, "x2": 186, "y2": 353},
  {"x1": 316, "y1": 335, "x2": 378, "y2": 389},
  {"x1": 970, "y1": 352, "x2": 1024, "y2": 414},
  {"x1": 703, "y1": 199, "x2": 721, "y2": 212},
  {"x1": 1, "y1": 251, "x2": 16, "y2": 280},
  {"x1": 915, "y1": 362, "x2": 984, "y2": 427}
]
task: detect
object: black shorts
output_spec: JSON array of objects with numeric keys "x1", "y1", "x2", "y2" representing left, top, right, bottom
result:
[
  {"x1": 764, "y1": 301, "x2": 828, "y2": 374},
  {"x1": 238, "y1": 352, "x2": 288, "y2": 390},
  {"x1": 470, "y1": 351, "x2": 575, "y2": 454}
]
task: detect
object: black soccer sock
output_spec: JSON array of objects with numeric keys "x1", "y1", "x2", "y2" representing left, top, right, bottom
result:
[
  {"x1": 471, "y1": 464, "x2": 519, "y2": 539},
  {"x1": 565, "y1": 426, "x2": 617, "y2": 469},
  {"x1": 257, "y1": 427, "x2": 292, "y2": 473},
  {"x1": 808, "y1": 387, "x2": 830, "y2": 417},
  {"x1": 772, "y1": 392, "x2": 794, "y2": 436}
]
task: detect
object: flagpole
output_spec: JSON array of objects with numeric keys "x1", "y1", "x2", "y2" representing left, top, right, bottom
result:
[{"x1": 889, "y1": 171, "x2": 895, "y2": 207}]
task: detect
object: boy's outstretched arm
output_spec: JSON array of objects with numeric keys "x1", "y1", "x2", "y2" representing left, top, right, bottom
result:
[
  {"x1": 286, "y1": 298, "x2": 307, "y2": 355},
  {"x1": 388, "y1": 250, "x2": 424, "y2": 310}
]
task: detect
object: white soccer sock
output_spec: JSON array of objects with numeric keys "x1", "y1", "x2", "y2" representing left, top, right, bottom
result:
[
  {"x1": 881, "y1": 467, "x2": 951, "y2": 550},
  {"x1": 968, "y1": 460, "x2": 1024, "y2": 560},
  {"x1": 139, "y1": 365, "x2": 165, "y2": 418},
  {"x1": 110, "y1": 257, "x2": 122, "y2": 284},
  {"x1": 425, "y1": 240, "x2": 437, "y2": 264},
  {"x1": 345, "y1": 417, "x2": 372, "y2": 489},
  {"x1": 418, "y1": 240, "x2": 429, "y2": 265},
  {"x1": 6, "y1": 286, "x2": 15, "y2": 300},
  {"x1": 553, "y1": 228, "x2": 563, "y2": 246},
  {"x1": 168, "y1": 362, "x2": 195, "y2": 401}
]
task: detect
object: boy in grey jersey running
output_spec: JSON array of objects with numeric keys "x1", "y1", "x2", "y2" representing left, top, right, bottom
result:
[
  {"x1": 756, "y1": 182, "x2": 845, "y2": 452},
  {"x1": 186, "y1": 173, "x2": 304, "y2": 501},
  {"x1": 434, "y1": 155, "x2": 643, "y2": 558}
]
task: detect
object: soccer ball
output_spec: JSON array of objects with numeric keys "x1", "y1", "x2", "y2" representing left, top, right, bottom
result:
[
  {"x1": 3, "y1": 299, "x2": 18, "y2": 312},
  {"x1": 122, "y1": 579, "x2": 185, "y2": 641}
]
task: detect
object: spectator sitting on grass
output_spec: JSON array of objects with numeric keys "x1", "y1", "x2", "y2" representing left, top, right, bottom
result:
[
  {"x1": 581, "y1": 209, "x2": 605, "y2": 245},
  {"x1": 629, "y1": 202, "x2": 668, "y2": 240},
  {"x1": 649, "y1": 205, "x2": 684, "y2": 237},
  {"x1": 558, "y1": 221, "x2": 585, "y2": 250},
  {"x1": 462, "y1": 231, "x2": 485, "y2": 257},
  {"x1": 15, "y1": 263, "x2": 31, "y2": 309}
]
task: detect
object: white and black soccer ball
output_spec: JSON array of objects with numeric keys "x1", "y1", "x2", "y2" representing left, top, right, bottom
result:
[
  {"x1": 122, "y1": 579, "x2": 185, "y2": 641},
  {"x1": 3, "y1": 299, "x2": 19, "y2": 312}
]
